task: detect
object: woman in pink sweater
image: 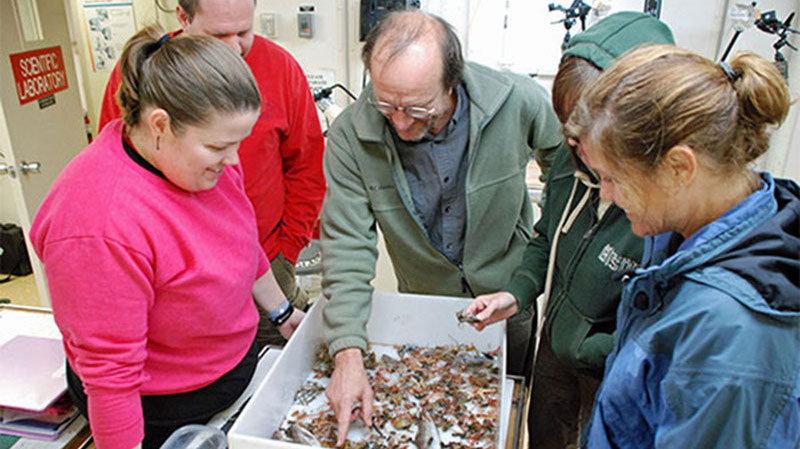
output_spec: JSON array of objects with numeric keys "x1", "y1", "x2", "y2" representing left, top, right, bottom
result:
[{"x1": 30, "y1": 27, "x2": 303, "y2": 449}]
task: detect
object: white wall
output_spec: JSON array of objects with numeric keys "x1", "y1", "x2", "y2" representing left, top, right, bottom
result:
[{"x1": 253, "y1": 1, "x2": 358, "y2": 106}]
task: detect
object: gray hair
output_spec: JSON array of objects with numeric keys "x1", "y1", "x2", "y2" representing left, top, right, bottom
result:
[{"x1": 361, "y1": 10, "x2": 464, "y2": 90}]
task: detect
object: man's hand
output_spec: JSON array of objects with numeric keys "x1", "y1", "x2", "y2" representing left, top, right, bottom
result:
[
  {"x1": 326, "y1": 348, "x2": 374, "y2": 447},
  {"x1": 278, "y1": 308, "x2": 305, "y2": 339},
  {"x1": 464, "y1": 292, "x2": 520, "y2": 331}
]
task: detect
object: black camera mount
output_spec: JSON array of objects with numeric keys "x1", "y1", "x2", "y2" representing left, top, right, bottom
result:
[
  {"x1": 548, "y1": 0, "x2": 592, "y2": 50},
  {"x1": 721, "y1": 2, "x2": 798, "y2": 78}
]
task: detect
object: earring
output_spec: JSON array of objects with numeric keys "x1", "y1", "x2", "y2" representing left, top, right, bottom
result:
[{"x1": 156, "y1": 135, "x2": 160, "y2": 151}]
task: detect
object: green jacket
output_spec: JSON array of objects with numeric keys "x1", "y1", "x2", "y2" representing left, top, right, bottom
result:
[
  {"x1": 321, "y1": 62, "x2": 564, "y2": 354},
  {"x1": 506, "y1": 148, "x2": 643, "y2": 377}
]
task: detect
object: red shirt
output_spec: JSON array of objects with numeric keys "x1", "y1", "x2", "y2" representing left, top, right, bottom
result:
[{"x1": 99, "y1": 35, "x2": 325, "y2": 262}]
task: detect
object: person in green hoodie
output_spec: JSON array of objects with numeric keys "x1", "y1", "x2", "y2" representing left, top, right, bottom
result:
[{"x1": 464, "y1": 12, "x2": 674, "y2": 449}]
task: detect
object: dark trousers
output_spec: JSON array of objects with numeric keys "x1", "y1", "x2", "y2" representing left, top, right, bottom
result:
[
  {"x1": 67, "y1": 338, "x2": 258, "y2": 449},
  {"x1": 528, "y1": 332, "x2": 601, "y2": 449}
]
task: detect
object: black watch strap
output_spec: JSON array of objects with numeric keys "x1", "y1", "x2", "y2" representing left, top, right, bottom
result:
[{"x1": 270, "y1": 303, "x2": 294, "y2": 326}]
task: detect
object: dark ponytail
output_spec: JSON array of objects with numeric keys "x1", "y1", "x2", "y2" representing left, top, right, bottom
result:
[
  {"x1": 117, "y1": 25, "x2": 261, "y2": 133},
  {"x1": 117, "y1": 26, "x2": 163, "y2": 128}
]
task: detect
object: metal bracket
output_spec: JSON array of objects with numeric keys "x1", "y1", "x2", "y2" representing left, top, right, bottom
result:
[
  {"x1": 0, "y1": 163, "x2": 16, "y2": 178},
  {"x1": 19, "y1": 160, "x2": 41, "y2": 174}
]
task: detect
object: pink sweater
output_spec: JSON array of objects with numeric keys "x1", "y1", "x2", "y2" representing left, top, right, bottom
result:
[{"x1": 31, "y1": 120, "x2": 269, "y2": 449}]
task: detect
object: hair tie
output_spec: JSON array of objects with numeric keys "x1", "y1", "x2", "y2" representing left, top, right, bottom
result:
[
  {"x1": 145, "y1": 34, "x2": 172, "y2": 58},
  {"x1": 719, "y1": 61, "x2": 741, "y2": 84}
]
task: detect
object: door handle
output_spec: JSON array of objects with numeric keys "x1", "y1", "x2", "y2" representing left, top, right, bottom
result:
[
  {"x1": 19, "y1": 161, "x2": 41, "y2": 174},
  {"x1": 0, "y1": 163, "x2": 16, "y2": 178}
]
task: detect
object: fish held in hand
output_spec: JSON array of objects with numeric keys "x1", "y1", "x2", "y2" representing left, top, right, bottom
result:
[{"x1": 455, "y1": 308, "x2": 479, "y2": 324}]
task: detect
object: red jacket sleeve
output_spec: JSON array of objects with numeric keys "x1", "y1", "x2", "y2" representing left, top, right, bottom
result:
[
  {"x1": 98, "y1": 63, "x2": 123, "y2": 133},
  {"x1": 276, "y1": 58, "x2": 326, "y2": 263}
]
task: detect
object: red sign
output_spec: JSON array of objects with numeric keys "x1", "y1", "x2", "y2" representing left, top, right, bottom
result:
[{"x1": 9, "y1": 46, "x2": 69, "y2": 105}]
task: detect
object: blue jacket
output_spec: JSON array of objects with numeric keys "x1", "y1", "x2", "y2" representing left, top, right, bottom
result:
[{"x1": 587, "y1": 173, "x2": 800, "y2": 448}]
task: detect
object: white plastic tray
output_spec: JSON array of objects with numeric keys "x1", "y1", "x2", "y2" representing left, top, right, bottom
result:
[{"x1": 228, "y1": 292, "x2": 508, "y2": 449}]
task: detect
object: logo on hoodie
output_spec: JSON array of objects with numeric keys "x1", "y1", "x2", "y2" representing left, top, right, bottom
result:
[{"x1": 598, "y1": 243, "x2": 638, "y2": 273}]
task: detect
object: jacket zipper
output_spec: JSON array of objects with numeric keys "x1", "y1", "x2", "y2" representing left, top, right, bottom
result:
[
  {"x1": 459, "y1": 116, "x2": 493, "y2": 300},
  {"x1": 459, "y1": 264, "x2": 476, "y2": 297}
]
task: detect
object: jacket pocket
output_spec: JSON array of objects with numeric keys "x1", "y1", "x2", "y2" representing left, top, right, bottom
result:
[
  {"x1": 467, "y1": 170, "x2": 531, "y2": 248},
  {"x1": 515, "y1": 219, "x2": 533, "y2": 242},
  {"x1": 548, "y1": 300, "x2": 615, "y2": 375}
]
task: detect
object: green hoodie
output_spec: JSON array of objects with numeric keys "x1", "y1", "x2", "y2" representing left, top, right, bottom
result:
[
  {"x1": 562, "y1": 11, "x2": 675, "y2": 69},
  {"x1": 506, "y1": 11, "x2": 674, "y2": 376}
]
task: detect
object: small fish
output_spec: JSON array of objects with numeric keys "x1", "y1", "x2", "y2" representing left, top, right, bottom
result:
[
  {"x1": 343, "y1": 442, "x2": 370, "y2": 449},
  {"x1": 294, "y1": 381, "x2": 325, "y2": 406},
  {"x1": 289, "y1": 423, "x2": 322, "y2": 447},
  {"x1": 372, "y1": 420, "x2": 386, "y2": 438},
  {"x1": 392, "y1": 415, "x2": 413, "y2": 430},
  {"x1": 414, "y1": 411, "x2": 442, "y2": 449},
  {"x1": 381, "y1": 353, "x2": 401, "y2": 367},
  {"x1": 455, "y1": 308, "x2": 479, "y2": 324}
]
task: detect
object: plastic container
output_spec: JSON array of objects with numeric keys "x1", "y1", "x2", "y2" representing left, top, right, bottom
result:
[
  {"x1": 228, "y1": 292, "x2": 508, "y2": 449},
  {"x1": 160, "y1": 424, "x2": 227, "y2": 449}
]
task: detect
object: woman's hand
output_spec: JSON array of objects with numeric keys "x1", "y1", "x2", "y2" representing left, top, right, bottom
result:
[
  {"x1": 464, "y1": 292, "x2": 520, "y2": 331},
  {"x1": 278, "y1": 308, "x2": 305, "y2": 339},
  {"x1": 252, "y1": 269, "x2": 306, "y2": 340}
]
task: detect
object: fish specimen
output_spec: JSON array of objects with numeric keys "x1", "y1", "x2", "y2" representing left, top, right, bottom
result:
[
  {"x1": 273, "y1": 344, "x2": 500, "y2": 448},
  {"x1": 414, "y1": 410, "x2": 442, "y2": 449},
  {"x1": 455, "y1": 308, "x2": 480, "y2": 324},
  {"x1": 289, "y1": 423, "x2": 322, "y2": 446}
]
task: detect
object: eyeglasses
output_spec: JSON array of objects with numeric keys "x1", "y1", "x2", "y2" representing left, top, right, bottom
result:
[{"x1": 368, "y1": 98, "x2": 436, "y2": 120}]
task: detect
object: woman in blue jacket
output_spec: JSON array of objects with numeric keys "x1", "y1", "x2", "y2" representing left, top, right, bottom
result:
[{"x1": 566, "y1": 45, "x2": 800, "y2": 448}]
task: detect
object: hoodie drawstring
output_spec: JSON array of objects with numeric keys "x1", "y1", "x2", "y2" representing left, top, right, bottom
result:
[{"x1": 534, "y1": 170, "x2": 600, "y2": 362}]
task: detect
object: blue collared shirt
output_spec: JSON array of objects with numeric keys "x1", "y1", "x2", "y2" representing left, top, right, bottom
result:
[{"x1": 393, "y1": 84, "x2": 470, "y2": 264}]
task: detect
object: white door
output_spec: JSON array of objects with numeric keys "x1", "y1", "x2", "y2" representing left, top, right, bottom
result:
[{"x1": 1, "y1": 0, "x2": 88, "y2": 306}]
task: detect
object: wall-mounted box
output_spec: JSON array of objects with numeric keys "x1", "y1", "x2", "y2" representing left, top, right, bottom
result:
[{"x1": 297, "y1": 12, "x2": 314, "y2": 38}]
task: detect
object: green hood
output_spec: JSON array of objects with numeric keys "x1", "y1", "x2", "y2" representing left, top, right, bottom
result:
[{"x1": 562, "y1": 11, "x2": 675, "y2": 69}]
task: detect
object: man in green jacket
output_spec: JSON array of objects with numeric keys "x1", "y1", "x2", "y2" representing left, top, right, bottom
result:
[
  {"x1": 320, "y1": 10, "x2": 564, "y2": 445},
  {"x1": 464, "y1": 12, "x2": 675, "y2": 449}
]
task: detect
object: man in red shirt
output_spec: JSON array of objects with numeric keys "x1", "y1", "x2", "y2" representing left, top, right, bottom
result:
[{"x1": 98, "y1": 0, "x2": 325, "y2": 347}]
